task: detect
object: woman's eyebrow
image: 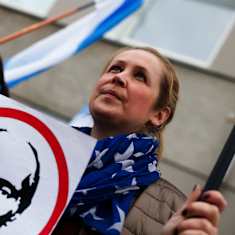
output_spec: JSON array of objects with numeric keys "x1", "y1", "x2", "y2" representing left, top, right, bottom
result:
[{"x1": 110, "y1": 59, "x2": 126, "y2": 65}]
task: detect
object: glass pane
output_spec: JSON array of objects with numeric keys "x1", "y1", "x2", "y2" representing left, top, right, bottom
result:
[
  {"x1": 129, "y1": 0, "x2": 235, "y2": 61},
  {"x1": 0, "y1": 0, "x2": 57, "y2": 17}
]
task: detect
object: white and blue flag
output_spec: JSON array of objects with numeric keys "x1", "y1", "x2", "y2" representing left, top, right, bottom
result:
[{"x1": 4, "y1": 0, "x2": 143, "y2": 88}]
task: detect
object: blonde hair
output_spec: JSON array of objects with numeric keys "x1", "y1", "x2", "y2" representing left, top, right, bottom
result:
[{"x1": 102, "y1": 46, "x2": 179, "y2": 158}]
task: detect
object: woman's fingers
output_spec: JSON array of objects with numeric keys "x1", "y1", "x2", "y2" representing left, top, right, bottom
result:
[
  {"x1": 178, "y1": 230, "x2": 208, "y2": 235},
  {"x1": 200, "y1": 190, "x2": 228, "y2": 213},
  {"x1": 183, "y1": 201, "x2": 220, "y2": 226},
  {"x1": 177, "y1": 218, "x2": 218, "y2": 235},
  {"x1": 181, "y1": 190, "x2": 227, "y2": 227},
  {"x1": 177, "y1": 188, "x2": 227, "y2": 235},
  {"x1": 161, "y1": 186, "x2": 227, "y2": 235}
]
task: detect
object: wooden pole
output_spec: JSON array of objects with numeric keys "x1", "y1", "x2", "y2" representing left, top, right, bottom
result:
[{"x1": 0, "y1": 1, "x2": 95, "y2": 45}]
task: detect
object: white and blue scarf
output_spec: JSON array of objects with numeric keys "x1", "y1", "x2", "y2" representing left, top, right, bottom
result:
[{"x1": 67, "y1": 127, "x2": 161, "y2": 235}]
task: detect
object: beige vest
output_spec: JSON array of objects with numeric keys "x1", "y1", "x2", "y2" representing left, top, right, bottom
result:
[{"x1": 122, "y1": 178, "x2": 186, "y2": 235}]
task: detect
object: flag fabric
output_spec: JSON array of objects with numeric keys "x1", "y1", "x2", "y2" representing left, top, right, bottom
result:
[{"x1": 4, "y1": 0, "x2": 143, "y2": 88}]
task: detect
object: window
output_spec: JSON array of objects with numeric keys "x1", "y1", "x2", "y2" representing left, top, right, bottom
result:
[
  {"x1": 106, "y1": 0, "x2": 235, "y2": 77},
  {"x1": 0, "y1": 0, "x2": 57, "y2": 17}
]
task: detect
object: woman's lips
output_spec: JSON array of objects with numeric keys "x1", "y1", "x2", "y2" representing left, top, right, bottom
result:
[{"x1": 100, "y1": 90, "x2": 123, "y2": 101}]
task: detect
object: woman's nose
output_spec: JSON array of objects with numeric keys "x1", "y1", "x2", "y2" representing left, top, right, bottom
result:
[{"x1": 112, "y1": 75, "x2": 127, "y2": 87}]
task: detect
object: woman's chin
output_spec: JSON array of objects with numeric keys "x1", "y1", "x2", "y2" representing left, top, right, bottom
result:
[
  {"x1": 91, "y1": 100, "x2": 120, "y2": 115},
  {"x1": 91, "y1": 106, "x2": 122, "y2": 124},
  {"x1": 95, "y1": 109, "x2": 120, "y2": 121}
]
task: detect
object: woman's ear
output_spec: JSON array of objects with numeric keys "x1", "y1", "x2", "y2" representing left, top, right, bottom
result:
[{"x1": 149, "y1": 106, "x2": 171, "y2": 127}]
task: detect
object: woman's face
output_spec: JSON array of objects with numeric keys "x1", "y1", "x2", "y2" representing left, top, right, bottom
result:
[{"x1": 89, "y1": 49, "x2": 164, "y2": 133}]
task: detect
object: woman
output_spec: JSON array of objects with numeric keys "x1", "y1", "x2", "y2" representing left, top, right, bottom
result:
[{"x1": 53, "y1": 47, "x2": 227, "y2": 235}]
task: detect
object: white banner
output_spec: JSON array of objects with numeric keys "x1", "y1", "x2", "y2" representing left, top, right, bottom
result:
[{"x1": 0, "y1": 94, "x2": 96, "y2": 234}]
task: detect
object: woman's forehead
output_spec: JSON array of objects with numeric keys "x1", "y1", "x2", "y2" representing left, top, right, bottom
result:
[{"x1": 111, "y1": 49, "x2": 164, "y2": 73}]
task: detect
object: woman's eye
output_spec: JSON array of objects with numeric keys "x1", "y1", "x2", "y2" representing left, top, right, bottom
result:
[
  {"x1": 135, "y1": 72, "x2": 147, "y2": 82},
  {"x1": 108, "y1": 65, "x2": 122, "y2": 73}
]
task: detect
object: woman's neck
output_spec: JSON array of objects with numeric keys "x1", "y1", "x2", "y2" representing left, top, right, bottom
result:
[
  {"x1": 91, "y1": 117, "x2": 145, "y2": 139},
  {"x1": 91, "y1": 124, "x2": 119, "y2": 139},
  {"x1": 91, "y1": 120, "x2": 139, "y2": 139}
]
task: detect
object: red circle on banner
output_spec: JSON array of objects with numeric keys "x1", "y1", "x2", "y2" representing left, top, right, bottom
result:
[{"x1": 0, "y1": 107, "x2": 69, "y2": 235}]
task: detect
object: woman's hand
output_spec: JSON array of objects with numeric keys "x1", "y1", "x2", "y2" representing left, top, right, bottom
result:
[{"x1": 161, "y1": 185, "x2": 227, "y2": 235}]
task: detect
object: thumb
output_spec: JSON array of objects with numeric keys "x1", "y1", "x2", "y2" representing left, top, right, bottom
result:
[
  {"x1": 177, "y1": 185, "x2": 202, "y2": 215},
  {"x1": 185, "y1": 184, "x2": 202, "y2": 204},
  {"x1": 161, "y1": 185, "x2": 202, "y2": 235}
]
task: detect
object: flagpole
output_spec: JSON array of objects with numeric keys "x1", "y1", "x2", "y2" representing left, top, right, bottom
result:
[
  {"x1": 0, "y1": 1, "x2": 95, "y2": 45},
  {"x1": 0, "y1": 56, "x2": 9, "y2": 97}
]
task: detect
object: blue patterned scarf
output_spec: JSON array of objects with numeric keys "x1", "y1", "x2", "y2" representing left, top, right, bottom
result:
[{"x1": 67, "y1": 128, "x2": 161, "y2": 234}]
